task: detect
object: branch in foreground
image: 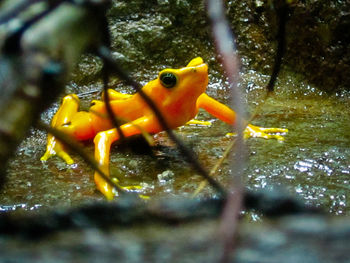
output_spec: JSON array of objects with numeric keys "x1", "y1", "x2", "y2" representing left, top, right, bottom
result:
[
  {"x1": 206, "y1": 0, "x2": 244, "y2": 261},
  {"x1": 0, "y1": 188, "x2": 322, "y2": 239},
  {"x1": 0, "y1": 1, "x2": 109, "y2": 188}
]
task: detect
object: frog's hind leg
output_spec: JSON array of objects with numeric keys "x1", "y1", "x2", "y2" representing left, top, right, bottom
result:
[
  {"x1": 89, "y1": 89, "x2": 133, "y2": 109},
  {"x1": 103, "y1": 89, "x2": 133, "y2": 101},
  {"x1": 40, "y1": 94, "x2": 80, "y2": 164}
]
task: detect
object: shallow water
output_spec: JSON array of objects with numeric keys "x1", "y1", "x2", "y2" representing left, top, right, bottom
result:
[{"x1": 0, "y1": 63, "x2": 349, "y2": 216}]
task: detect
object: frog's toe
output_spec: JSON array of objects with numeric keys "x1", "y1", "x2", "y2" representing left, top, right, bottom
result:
[
  {"x1": 138, "y1": 195, "x2": 150, "y2": 200},
  {"x1": 97, "y1": 176, "x2": 145, "y2": 200},
  {"x1": 57, "y1": 151, "x2": 75, "y2": 165},
  {"x1": 40, "y1": 149, "x2": 74, "y2": 165},
  {"x1": 272, "y1": 134, "x2": 285, "y2": 141},
  {"x1": 119, "y1": 185, "x2": 149, "y2": 200},
  {"x1": 95, "y1": 177, "x2": 117, "y2": 200},
  {"x1": 110, "y1": 177, "x2": 144, "y2": 192},
  {"x1": 40, "y1": 151, "x2": 52, "y2": 162},
  {"x1": 225, "y1": 132, "x2": 236, "y2": 137},
  {"x1": 254, "y1": 127, "x2": 289, "y2": 133},
  {"x1": 186, "y1": 119, "x2": 212, "y2": 126},
  {"x1": 246, "y1": 131, "x2": 285, "y2": 141},
  {"x1": 120, "y1": 185, "x2": 143, "y2": 191},
  {"x1": 244, "y1": 124, "x2": 287, "y2": 141},
  {"x1": 102, "y1": 184, "x2": 144, "y2": 200}
]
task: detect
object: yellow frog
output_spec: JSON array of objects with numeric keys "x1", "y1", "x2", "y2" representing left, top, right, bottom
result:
[{"x1": 41, "y1": 57, "x2": 287, "y2": 199}]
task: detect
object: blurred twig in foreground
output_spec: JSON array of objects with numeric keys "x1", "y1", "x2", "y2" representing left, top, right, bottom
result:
[
  {"x1": 0, "y1": 0, "x2": 105, "y2": 185},
  {"x1": 206, "y1": 0, "x2": 244, "y2": 261}
]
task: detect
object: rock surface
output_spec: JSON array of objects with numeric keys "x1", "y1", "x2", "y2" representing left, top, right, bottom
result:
[{"x1": 96, "y1": 0, "x2": 350, "y2": 92}]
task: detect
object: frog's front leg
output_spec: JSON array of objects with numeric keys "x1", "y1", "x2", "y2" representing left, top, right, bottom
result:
[
  {"x1": 40, "y1": 94, "x2": 80, "y2": 164},
  {"x1": 196, "y1": 93, "x2": 288, "y2": 141},
  {"x1": 93, "y1": 115, "x2": 161, "y2": 200}
]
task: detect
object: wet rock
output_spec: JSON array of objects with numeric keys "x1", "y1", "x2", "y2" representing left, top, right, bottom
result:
[
  {"x1": 157, "y1": 170, "x2": 175, "y2": 184},
  {"x1": 226, "y1": 1, "x2": 350, "y2": 92},
  {"x1": 0, "y1": 198, "x2": 349, "y2": 262},
  {"x1": 104, "y1": 0, "x2": 211, "y2": 73},
  {"x1": 280, "y1": 215, "x2": 328, "y2": 236},
  {"x1": 102, "y1": 0, "x2": 350, "y2": 92}
]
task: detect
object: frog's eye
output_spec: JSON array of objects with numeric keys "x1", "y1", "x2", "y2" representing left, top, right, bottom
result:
[{"x1": 160, "y1": 72, "x2": 177, "y2": 89}]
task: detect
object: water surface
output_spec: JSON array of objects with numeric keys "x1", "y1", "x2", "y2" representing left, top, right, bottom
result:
[{"x1": 0, "y1": 65, "x2": 349, "y2": 216}]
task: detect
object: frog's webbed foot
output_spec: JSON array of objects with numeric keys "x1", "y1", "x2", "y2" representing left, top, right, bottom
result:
[
  {"x1": 40, "y1": 134, "x2": 75, "y2": 165},
  {"x1": 226, "y1": 124, "x2": 288, "y2": 141},
  {"x1": 41, "y1": 145, "x2": 74, "y2": 165},
  {"x1": 95, "y1": 172, "x2": 144, "y2": 200}
]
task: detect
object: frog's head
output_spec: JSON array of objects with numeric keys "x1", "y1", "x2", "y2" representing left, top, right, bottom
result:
[
  {"x1": 159, "y1": 57, "x2": 208, "y2": 98},
  {"x1": 146, "y1": 57, "x2": 208, "y2": 107},
  {"x1": 139, "y1": 57, "x2": 208, "y2": 126}
]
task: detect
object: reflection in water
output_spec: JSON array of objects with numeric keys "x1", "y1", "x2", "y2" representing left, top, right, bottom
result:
[
  {"x1": 0, "y1": 204, "x2": 42, "y2": 212},
  {"x1": 294, "y1": 159, "x2": 333, "y2": 176}
]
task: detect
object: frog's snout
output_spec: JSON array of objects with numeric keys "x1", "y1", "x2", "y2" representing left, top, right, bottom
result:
[
  {"x1": 187, "y1": 57, "x2": 204, "y2": 67},
  {"x1": 198, "y1": 62, "x2": 208, "y2": 74},
  {"x1": 187, "y1": 57, "x2": 208, "y2": 75},
  {"x1": 191, "y1": 62, "x2": 208, "y2": 77}
]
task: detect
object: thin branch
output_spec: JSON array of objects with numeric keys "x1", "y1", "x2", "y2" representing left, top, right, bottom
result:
[
  {"x1": 101, "y1": 62, "x2": 126, "y2": 141},
  {"x1": 206, "y1": 1, "x2": 290, "y2": 261},
  {"x1": 2, "y1": 0, "x2": 63, "y2": 54},
  {"x1": 0, "y1": 0, "x2": 44, "y2": 25},
  {"x1": 206, "y1": 0, "x2": 244, "y2": 262},
  {"x1": 76, "y1": 89, "x2": 100, "y2": 98},
  {"x1": 266, "y1": 0, "x2": 289, "y2": 92},
  {"x1": 192, "y1": 138, "x2": 236, "y2": 198},
  {"x1": 246, "y1": 1, "x2": 290, "y2": 124}
]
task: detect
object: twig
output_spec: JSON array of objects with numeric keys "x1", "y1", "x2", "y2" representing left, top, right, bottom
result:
[
  {"x1": 76, "y1": 89, "x2": 100, "y2": 98},
  {"x1": 89, "y1": 0, "x2": 126, "y2": 140},
  {"x1": 101, "y1": 62, "x2": 126, "y2": 141},
  {"x1": 206, "y1": 1, "x2": 290, "y2": 260},
  {"x1": 0, "y1": 0, "x2": 44, "y2": 25},
  {"x1": 195, "y1": 0, "x2": 290, "y2": 199},
  {"x1": 2, "y1": 0, "x2": 64, "y2": 54},
  {"x1": 266, "y1": 0, "x2": 289, "y2": 92},
  {"x1": 206, "y1": 0, "x2": 244, "y2": 262},
  {"x1": 192, "y1": 138, "x2": 237, "y2": 197},
  {"x1": 246, "y1": 0, "x2": 290, "y2": 124}
]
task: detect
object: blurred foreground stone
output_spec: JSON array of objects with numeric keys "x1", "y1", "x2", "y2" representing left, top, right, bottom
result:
[{"x1": 0, "y1": 195, "x2": 349, "y2": 262}]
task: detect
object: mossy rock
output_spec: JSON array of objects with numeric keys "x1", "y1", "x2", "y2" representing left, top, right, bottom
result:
[{"x1": 103, "y1": 0, "x2": 350, "y2": 93}]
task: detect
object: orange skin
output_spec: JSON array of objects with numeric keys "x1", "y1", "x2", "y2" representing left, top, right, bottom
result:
[{"x1": 41, "y1": 57, "x2": 288, "y2": 199}]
